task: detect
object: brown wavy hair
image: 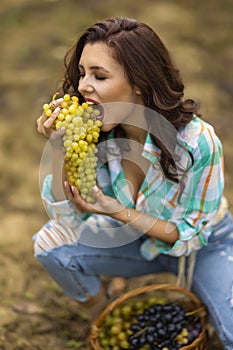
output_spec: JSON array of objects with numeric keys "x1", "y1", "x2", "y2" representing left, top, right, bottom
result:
[{"x1": 61, "y1": 17, "x2": 199, "y2": 185}]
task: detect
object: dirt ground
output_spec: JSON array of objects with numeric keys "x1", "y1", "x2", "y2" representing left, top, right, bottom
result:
[{"x1": 0, "y1": 0, "x2": 232, "y2": 349}]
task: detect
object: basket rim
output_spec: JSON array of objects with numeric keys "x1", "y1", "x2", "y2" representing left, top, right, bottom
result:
[{"x1": 89, "y1": 283, "x2": 207, "y2": 350}]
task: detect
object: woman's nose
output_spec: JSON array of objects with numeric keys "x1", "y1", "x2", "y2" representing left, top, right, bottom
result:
[{"x1": 78, "y1": 77, "x2": 94, "y2": 95}]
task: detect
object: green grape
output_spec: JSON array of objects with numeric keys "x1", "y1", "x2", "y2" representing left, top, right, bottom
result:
[
  {"x1": 43, "y1": 93, "x2": 102, "y2": 203},
  {"x1": 112, "y1": 307, "x2": 121, "y2": 317},
  {"x1": 176, "y1": 328, "x2": 189, "y2": 345},
  {"x1": 119, "y1": 340, "x2": 129, "y2": 349},
  {"x1": 121, "y1": 304, "x2": 133, "y2": 317},
  {"x1": 110, "y1": 324, "x2": 122, "y2": 335},
  {"x1": 134, "y1": 300, "x2": 145, "y2": 310},
  {"x1": 103, "y1": 315, "x2": 114, "y2": 327},
  {"x1": 109, "y1": 336, "x2": 119, "y2": 347},
  {"x1": 112, "y1": 317, "x2": 124, "y2": 325},
  {"x1": 117, "y1": 332, "x2": 127, "y2": 341}
]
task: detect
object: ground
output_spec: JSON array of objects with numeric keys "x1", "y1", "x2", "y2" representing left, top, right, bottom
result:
[{"x1": 0, "y1": 0, "x2": 232, "y2": 349}]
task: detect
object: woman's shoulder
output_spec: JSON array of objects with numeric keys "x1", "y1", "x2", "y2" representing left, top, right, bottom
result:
[{"x1": 177, "y1": 115, "x2": 222, "y2": 155}]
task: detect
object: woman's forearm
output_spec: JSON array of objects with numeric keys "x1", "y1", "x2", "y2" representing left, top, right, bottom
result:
[{"x1": 112, "y1": 207, "x2": 179, "y2": 244}]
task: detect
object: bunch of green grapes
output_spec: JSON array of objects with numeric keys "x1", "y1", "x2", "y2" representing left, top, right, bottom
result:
[{"x1": 43, "y1": 93, "x2": 102, "y2": 203}]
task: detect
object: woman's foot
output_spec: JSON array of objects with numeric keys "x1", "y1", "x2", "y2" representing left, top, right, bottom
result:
[
  {"x1": 107, "y1": 277, "x2": 127, "y2": 299},
  {"x1": 80, "y1": 285, "x2": 107, "y2": 308},
  {"x1": 78, "y1": 285, "x2": 108, "y2": 320},
  {"x1": 77, "y1": 278, "x2": 127, "y2": 320}
]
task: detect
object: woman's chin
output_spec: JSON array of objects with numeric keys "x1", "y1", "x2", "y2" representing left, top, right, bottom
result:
[{"x1": 100, "y1": 123, "x2": 117, "y2": 132}]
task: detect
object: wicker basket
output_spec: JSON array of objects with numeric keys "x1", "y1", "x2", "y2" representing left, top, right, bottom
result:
[{"x1": 89, "y1": 283, "x2": 208, "y2": 350}]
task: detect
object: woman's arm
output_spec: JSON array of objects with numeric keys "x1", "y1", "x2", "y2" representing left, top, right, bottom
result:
[
  {"x1": 65, "y1": 184, "x2": 179, "y2": 244},
  {"x1": 112, "y1": 207, "x2": 179, "y2": 244}
]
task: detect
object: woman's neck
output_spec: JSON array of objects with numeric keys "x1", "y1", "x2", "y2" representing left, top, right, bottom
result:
[{"x1": 121, "y1": 116, "x2": 148, "y2": 145}]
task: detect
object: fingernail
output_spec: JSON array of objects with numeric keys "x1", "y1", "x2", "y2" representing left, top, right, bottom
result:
[
  {"x1": 60, "y1": 126, "x2": 66, "y2": 132},
  {"x1": 54, "y1": 107, "x2": 60, "y2": 114},
  {"x1": 93, "y1": 185, "x2": 99, "y2": 193}
]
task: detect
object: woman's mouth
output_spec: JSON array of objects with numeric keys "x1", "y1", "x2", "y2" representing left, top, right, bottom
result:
[{"x1": 85, "y1": 98, "x2": 104, "y2": 121}]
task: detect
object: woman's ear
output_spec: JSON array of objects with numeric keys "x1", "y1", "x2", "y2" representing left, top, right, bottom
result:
[{"x1": 134, "y1": 86, "x2": 142, "y2": 96}]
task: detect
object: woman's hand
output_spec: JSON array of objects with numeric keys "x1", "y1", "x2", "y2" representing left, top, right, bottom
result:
[
  {"x1": 37, "y1": 98, "x2": 65, "y2": 147},
  {"x1": 37, "y1": 98, "x2": 63, "y2": 137},
  {"x1": 65, "y1": 182, "x2": 124, "y2": 216}
]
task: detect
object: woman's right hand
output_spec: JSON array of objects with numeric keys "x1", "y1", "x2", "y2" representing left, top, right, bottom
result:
[
  {"x1": 37, "y1": 98, "x2": 65, "y2": 148},
  {"x1": 37, "y1": 98, "x2": 63, "y2": 138}
]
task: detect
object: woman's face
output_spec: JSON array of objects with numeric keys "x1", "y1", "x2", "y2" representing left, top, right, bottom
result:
[{"x1": 78, "y1": 42, "x2": 143, "y2": 132}]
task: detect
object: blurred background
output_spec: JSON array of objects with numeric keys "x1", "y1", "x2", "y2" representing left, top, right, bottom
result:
[{"x1": 0, "y1": 0, "x2": 232, "y2": 349}]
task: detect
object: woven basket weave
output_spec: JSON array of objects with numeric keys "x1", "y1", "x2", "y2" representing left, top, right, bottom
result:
[{"x1": 89, "y1": 283, "x2": 208, "y2": 350}]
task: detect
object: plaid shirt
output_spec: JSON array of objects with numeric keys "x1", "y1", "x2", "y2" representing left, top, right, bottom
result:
[{"x1": 41, "y1": 116, "x2": 224, "y2": 257}]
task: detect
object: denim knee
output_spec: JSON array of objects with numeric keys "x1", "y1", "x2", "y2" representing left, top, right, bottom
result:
[{"x1": 35, "y1": 245, "x2": 101, "y2": 302}]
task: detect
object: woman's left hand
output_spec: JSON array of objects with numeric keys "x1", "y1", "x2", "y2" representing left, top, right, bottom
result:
[{"x1": 64, "y1": 182, "x2": 124, "y2": 216}]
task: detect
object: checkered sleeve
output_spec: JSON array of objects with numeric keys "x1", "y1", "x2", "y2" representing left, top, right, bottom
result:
[
  {"x1": 41, "y1": 175, "x2": 88, "y2": 227},
  {"x1": 157, "y1": 124, "x2": 224, "y2": 256}
]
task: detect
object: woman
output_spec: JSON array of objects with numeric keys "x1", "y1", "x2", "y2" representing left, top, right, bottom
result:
[{"x1": 36, "y1": 17, "x2": 233, "y2": 349}]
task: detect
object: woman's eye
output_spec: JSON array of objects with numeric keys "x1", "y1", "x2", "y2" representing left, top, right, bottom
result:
[
  {"x1": 78, "y1": 73, "x2": 106, "y2": 80},
  {"x1": 95, "y1": 75, "x2": 106, "y2": 80}
]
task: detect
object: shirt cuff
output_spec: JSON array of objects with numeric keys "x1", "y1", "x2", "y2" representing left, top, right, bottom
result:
[
  {"x1": 41, "y1": 175, "x2": 87, "y2": 224},
  {"x1": 156, "y1": 235, "x2": 204, "y2": 257}
]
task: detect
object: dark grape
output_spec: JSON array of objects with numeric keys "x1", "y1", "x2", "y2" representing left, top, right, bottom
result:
[
  {"x1": 164, "y1": 313, "x2": 172, "y2": 322},
  {"x1": 145, "y1": 334, "x2": 155, "y2": 344},
  {"x1": 146, "y1": 326, "x2": 156, "y2": 334},
  {"x1": 167, "y1": 323, "x2": 176, "y2": 333},
  {"x1": 129, "y1": 323, "x2": 141, "y2": 332}
]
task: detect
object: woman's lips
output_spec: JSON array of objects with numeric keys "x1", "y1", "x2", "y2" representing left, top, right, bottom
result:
[{"x1": 85, "y1": 97, "x2": 99, "y2": 105}]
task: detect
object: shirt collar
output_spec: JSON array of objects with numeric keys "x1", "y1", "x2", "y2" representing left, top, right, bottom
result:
[{"x1": 142, "y1": 133, "x2": 161, "y2": 164}]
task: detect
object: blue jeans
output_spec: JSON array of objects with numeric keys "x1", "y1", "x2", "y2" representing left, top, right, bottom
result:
[{"x1": 34, "y1": 212, "x2": 233, "y2": 350}]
